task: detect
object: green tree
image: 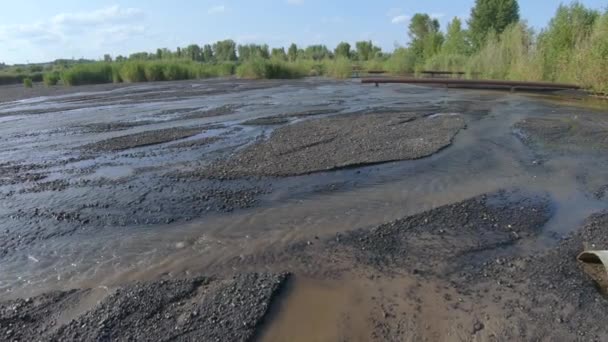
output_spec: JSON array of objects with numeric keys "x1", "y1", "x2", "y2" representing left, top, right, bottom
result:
[
  {"x1": 408, "y1": 14, "x2": 443, "y2": 61},
  {"x1": 271, "y1": 47, "x2": 288, "y2": 61},
  {"x1": 288, "y1": 43, "x2": 298, "y2": 61},
  {"x1": 442, "y1": 17, "x2": 470, "y2": 55},
  {"x1": 213, "y1": 40, "x2": 237, "y2": 61},
  {"x1": 537, "y1": 3, "x2": 599, "y2": 81},
  {"x1": 203, "y1": 44, "x2": 214, "y2": 62},
  {"x1": 156, "y1": 49, "x2": 163, "y2": 59},
  {"x1": 468, "y1": 0, "x2": 520, "y2": 50},
  {"x1": 237, "y1": 44, "x2": 270, "y2": 60},
  {"x1": 185, "y1": 44, "x2": 202, "y2": 61},
  {"x1": 355, "y1": 41, "x2": 381, "y2": 61},
  {"x1": 334, "y1": 42, "x2": 352, "y2": 59},
  {"x1": 304, "y1": 45, "x2": 332, "y2": 60}
]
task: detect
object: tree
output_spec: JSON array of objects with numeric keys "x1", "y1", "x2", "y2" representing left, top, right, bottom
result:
[
  {"x1": 156, "y1": 49, "x2": 163, "y2": 60},
  {"x1": 203, "y1": 44, "x2": 214, "y2": 62},
  {"x1": 237, "y1": 44, "x2": 270, "y2": 60},
  {"x1": 184, "y1": 44, "x2": 202, "y2": 61},
  {"x1": 442, "y1": 17, "x2": 470, "y2": 55},
  {"x1": 103, "y1": 54, "x2": 113, "y2": 62},
  {"x1": 288, "y1": 43, "x2": 298, "y2": 61},
  {"x1": 334, "y1": 42, "x2": 351, "y2": 59},
  {"x1": 537, "y1": 3, "x2": 599, "y2": 81},
  {"x1": 271, "y1": 47, "x2": 288, "y2": 61},
  {"x1": 213, "y1": 40, "x2": 237, "y2": 61},
  {"x1": 304, "y1": 45, "x2": 331, "y2": 60},
  {"x1": 355, "y1": 41, "x2": 381, "y2": 61},
  {"x1": 408, "y1": 14, "x2": 443, "y2": 60},
  {"x1": 468, "y1": 0, "x2": 520, "y2": 50}
]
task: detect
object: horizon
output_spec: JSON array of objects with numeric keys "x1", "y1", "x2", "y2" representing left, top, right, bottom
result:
[{"x1": 1, "y1": 0, "x2": 607, "y2": 65}]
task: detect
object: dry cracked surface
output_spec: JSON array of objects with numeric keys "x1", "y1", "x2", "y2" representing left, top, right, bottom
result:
[{"x1": 201, "y1": 112, "x2": 465, "y2": 178}]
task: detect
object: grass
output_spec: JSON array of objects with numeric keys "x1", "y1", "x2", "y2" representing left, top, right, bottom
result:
[
  {"x1": 236, "y1": 58, "x2": 306, "y2": 79},
  {"x1": 23, "y1": 77, "x2": 33, "y2": 88}
]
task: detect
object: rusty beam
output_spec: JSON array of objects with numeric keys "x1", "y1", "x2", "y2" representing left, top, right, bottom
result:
[{"x1": 361, "y1": 77, "x2": 581, "y2": 90}]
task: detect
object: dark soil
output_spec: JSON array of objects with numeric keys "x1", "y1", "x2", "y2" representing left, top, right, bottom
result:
[
  {"x1": 0, "y1": 273, "x2": 288, "y2": 342},
  {"x1": 201, "y1": 112, "x2": 465, "y2": 178}
]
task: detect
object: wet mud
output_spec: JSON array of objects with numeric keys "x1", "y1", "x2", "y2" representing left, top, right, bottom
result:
[{"x1": 1, "y1": 78, "x2": 608, "y2": 341}]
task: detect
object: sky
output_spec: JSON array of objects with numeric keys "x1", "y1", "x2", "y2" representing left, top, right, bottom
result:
[{"x1": 0, "y1": 0, "x2": 606, "y2": 64}]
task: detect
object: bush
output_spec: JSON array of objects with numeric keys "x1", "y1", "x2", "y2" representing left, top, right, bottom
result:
[
  {"x1": 62, "y1": 63, "x2": 113, "y2": 86},
  {"x1": 23, "y1": 77, "x2": 33, "y2": 88},
  {"x1": 144, "y1": 62, "x2": 165, "y2": 82},
  {"x1": 385, "y1": 48, "x2": 417, "y2": 75},
  {"x1": 325, "y1": 57, "x2": 352, "y2": 79},
  {"x1": 43, "y1": 72, "x2": 61, "y2": 86},
  {"x1": 119, "y1": 62, "x2": 146, "y2": 83},
  {"x1": 424, "y1": 54, "x2": 468, "y2": 73},
  {"x1": 236, "y1": 58, "x2": 306, "y2": 79}
]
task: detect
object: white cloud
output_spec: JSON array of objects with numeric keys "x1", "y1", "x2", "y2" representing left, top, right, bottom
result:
[
  {"x1": 51, "y1": 5, "x2": 143, "y2": 26},
  {"x1": 0, "y1": 5, "x2": 147, "y2": 62},
  {"x1": 391, "y1": 15, "x2": 410, "y2": 24},
  {"x1": 431, "y1": 13, "x2": 446, "y2": 19},
  {"x1": 207, "y1": 5, "x2": 226, "y2": 14},
  {"x1": 287, "y1": 0, "x2": 304, "y2": 5}
]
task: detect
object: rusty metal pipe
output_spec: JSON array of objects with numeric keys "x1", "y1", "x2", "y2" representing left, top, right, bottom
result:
[{"x1": 361, "y1": 77, "x2": 581, "y2": 90}]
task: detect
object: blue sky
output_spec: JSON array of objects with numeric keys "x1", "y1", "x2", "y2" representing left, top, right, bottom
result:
[{"x1": 0, "y1": 0, "x2": 606, "y2": 64}]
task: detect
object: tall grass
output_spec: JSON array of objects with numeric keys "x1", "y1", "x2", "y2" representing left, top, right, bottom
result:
[
  {"x1": 43, "y1": 72, "x2": 61, "y2": 86},
  {"x1": 236, "y1": 58, "x2": 306, "y2": 79},
  {"x1": 325, "y1": 57, "x2": 352, "y2": 79},
  {"x1": 62, "y1": 63, "x2": 113, "y2": 86}
]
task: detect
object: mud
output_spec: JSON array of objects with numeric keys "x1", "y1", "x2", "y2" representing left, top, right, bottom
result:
[
  {"x1": 0, "y1": 273, "x2": 287, "y2": 341},
  {"x1": 202, "y1": 112, "x2": 464, "y2": 178},
  {"x1": 1, "y1": 79, "x2": 608, "y2": 341}
]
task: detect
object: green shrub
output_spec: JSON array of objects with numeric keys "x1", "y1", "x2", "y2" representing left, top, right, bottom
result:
[
  {"x1": 23, "y1": 77, "x2": 33, "y2": 88},
  {"x1": 424, "y1": 54, "x2": 467, "y2": 73},
  {"x1": 385, "y1": 48, "x2": 417, "y2": 75},
  {"x1": 325, "y1": 57, "x2": 352, "y2": 79},
  {"x1": 144, "y1": 62, "x2": 166, "y2": 82},
  {"x1": 43, "y1": 72, "x2": 61, "y2": 86},
  {"x1": 162, "y1": 62, "x2": 191, "y2": 81},
  {"x1": 61, "y1": 63, "x2": 113, "y2": 86},
  {"x1": 119, "y1": 62, "x2": 146, "y2": 83}
]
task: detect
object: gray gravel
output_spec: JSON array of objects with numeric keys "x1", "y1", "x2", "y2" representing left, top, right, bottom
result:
[
  {"x1": 0, "y1": 273, "x2": 288, "y2": 342},
  {"x1": 203, "y1": 112, "x2": 465, "y2": 178},
  {"x1": 82, "y1": 127, "x2": 204, "y2": 152}
]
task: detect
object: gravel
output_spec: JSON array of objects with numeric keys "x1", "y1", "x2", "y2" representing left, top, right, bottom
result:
[
  {"x1": 202, "y1": 112, "x2": 465, "y2": 178},
  {"x1": 0, "y1": 273, "x2": 288, "y2": 342},
  {"x1": 82, "y1": 127, "x2": 204, "y2": 152}
]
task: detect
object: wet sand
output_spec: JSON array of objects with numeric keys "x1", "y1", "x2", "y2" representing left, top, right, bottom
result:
[{"x1": 1, "y1": 78, "x2": 608, "y2": 340}]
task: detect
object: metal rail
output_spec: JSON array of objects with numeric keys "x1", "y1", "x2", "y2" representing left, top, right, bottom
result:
[{"x1": 361, "y1": 77, "x2": 581, "y2": 91}]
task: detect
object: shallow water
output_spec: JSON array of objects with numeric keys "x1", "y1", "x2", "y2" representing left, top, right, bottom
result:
[{"x1": 0, "y1": 79, "x2": 607, "y2": 299}]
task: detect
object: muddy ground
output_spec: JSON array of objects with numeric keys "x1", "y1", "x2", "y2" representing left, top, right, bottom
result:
[{"x1": 1, "y1": 78, "x2": 608, "y2": 341}]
